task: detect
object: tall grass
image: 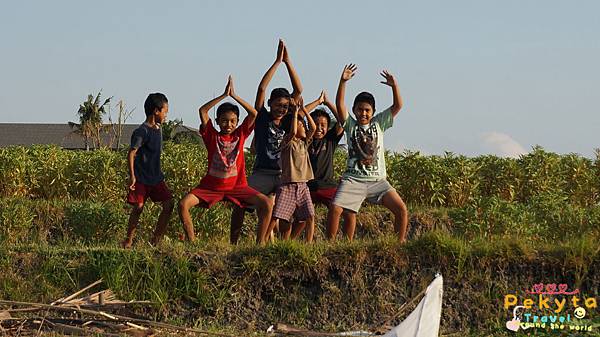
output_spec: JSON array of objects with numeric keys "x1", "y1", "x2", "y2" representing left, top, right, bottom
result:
[{"x1": 2, "y1": 145, "x2": 599, "y2": 207}]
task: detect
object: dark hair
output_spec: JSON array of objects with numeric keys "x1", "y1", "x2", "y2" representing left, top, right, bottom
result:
[
  {"x1": 144, "y1": 93, "x2": 168, "y2": 116},
  {"x1": 216, "y1": 102, "x2": 240, "y2": 119},
  {"x1": 269, "y1": 87, "x2": 291, "y2": 101},
  {"x1": 279, "y1": 113, "x2": 307, "y2": 134},
  {"x1": 353, "y1": 91, "x2": 375, "y2": 111},
  {"x1": 310, "y1": 108, "x2": 331, "y2": 126}
]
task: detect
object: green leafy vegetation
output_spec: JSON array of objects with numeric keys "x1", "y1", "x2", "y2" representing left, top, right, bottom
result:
[{"x1": 1, "y1": 144, "x2": 599, "y2": 335}]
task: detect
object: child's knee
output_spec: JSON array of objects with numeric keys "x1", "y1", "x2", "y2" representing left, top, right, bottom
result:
[
  {"x1": 391, "y1": 198, "x2": 407, "y2": 217},
  {"x1": 397, "y1": 198, "x2": 407, "y2": 211},
  {"x1": 342, "y1": 210, "x2": 356, "y2": 221},
  {"x1": 178, "y1": 198, "x2": 189, "y2": 211},
  {"x1": 132, "y1": 203, "x2": 144, "y2": 213},
  {"x1": 256, "y1": 194, "x2": 273, "y2": 210},
  {"x1": 384, "y1": 191, "x2": 406, "y2": 210},
  {"x1": 179, "y1": 195, "x2": 200, "y2": 212},
  {"x1": 330, "y1": 204, "x2": 343, "y2": 216}
]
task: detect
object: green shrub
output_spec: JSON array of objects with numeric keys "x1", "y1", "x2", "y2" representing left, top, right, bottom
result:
[
  {"x1": 64, "y1": 201, "x2": 128, "y2": 243},
  {"x1": 0, "y1": 146, "x2": 32, "y2": 197},
  {"x1": 0, "y1": 198, "x2": 35, "y2": 244},
  {"x1": 1, "y1": 144, "x2": 599, "y2": 208}
]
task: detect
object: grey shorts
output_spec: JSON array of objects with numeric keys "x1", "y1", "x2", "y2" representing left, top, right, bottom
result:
[
  {"x1": 247, "y1": 169, "x2": 281, "y2": 196},
  {"x1": 332, "y1": 177, "x2": 395, "y2": 213}
]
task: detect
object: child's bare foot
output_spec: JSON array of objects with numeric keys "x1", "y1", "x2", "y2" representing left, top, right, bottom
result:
[{"x1": 121, "y1": 239, "x2": 133, "y2": 249}]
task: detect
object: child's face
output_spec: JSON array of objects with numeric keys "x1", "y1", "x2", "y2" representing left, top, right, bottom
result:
[
  {"x1": 155, "y1": 103, "x2": 169, "y2": 124},
  {"x1": 313, "y1": 116, "x2": 329, "y2": 140},
  {"x1": 268, "y1": 97, "x2": 290, "y2": 120},
  {"x1": 352, "y1": 102, "x2": 373, "y2": 125},
  {"x1": 216, "y1": 111, "x2": 239, "y2": 135},
  {"x1": 295, "y1": 120, "x2": 306, "y2": 139}
]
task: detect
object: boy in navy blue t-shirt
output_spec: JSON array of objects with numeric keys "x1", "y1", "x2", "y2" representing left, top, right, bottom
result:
[
  {"x1": 230, "y1": 39, "x2": 304, "y2": 244},
  {"x1": 122, "y1": 93, "x2": 174, "y2": 248}
]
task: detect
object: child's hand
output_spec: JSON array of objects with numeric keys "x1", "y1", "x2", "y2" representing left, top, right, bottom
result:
[
  {"x1": 380, "y1": 70, "x2": 397, "y2": 87},
  {"x1": 289, "y1": 96, "x2": 298, "y2": 111},
  {"x1": 128, "y1": 177, "x2": 136, "y2": 191},
  {"x1": 224, "y1": 75, "x2": 232, "y2": 96},
  {"x1": 282, "y1": 42, "x2": 290, "y2": 64},
  {"x1": 318, "y1": 90, "x2": 326, "y2": 105},
  {"x1": 297, "y1": 96, "x2": 306, "y2": 114},
  {"x1": 341, "y1": 64, "x2": 357, "y2": 82},
  {"x1": 229, "y1": 76, "x2": 236, "y2": 97},
  {"x1": 276, "y1": 39, "x2": 285, "y2": 63}
]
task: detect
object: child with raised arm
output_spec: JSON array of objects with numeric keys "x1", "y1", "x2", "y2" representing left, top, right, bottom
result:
[
  {"x1": 122, "y1": 93, "x2": 174, "y2": 248},
  {"x1": 179, "y1": 76, "x2": 272, "y2": 243},
  {"x1": 328, "y1": 64, "x2": 409, "y2": 242},
  {"x1": 290, "y1": 91, "x2": 345, "y2": 239},
  {"x1": 263, "y1": 97, "x2": 317, "y2": 243},
  {"x1": 230, "y1": 39, "x2": 304, "y2": 244}
]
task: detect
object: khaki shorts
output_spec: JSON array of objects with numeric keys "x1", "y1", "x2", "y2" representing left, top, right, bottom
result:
[
  {"x1": 247, "y1": 169, "x2": 281, "y2": 196},
  {"x1": 332, "y1": 177, "x2": 395, "y2": 213}
]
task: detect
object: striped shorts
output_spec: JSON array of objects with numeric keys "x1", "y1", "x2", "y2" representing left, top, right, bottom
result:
[{"x1": 272, "y1": 182, "x2": 315, "y2": 222}]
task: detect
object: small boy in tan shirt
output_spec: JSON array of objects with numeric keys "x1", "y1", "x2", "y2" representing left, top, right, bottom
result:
[{"x1": 260, "y1": 97, "x2": 316, "y2": 244}]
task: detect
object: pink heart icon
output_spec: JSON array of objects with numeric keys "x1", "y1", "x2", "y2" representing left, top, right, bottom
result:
[
  {"x1": 506, "y1": 319, "x2": 520, "y2": 332},
  {"x1": 546, "y1": 283, "x2": 557, "y2": 293},
  {"x1": 533, "y1": 283, "x2": 544, "y2": 294},
  {"x1": 558, "y1": 284, "x2": 568, "y2": 293}
]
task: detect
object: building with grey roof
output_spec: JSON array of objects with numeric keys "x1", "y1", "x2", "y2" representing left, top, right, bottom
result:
[{"x1": 0, "y1": 123, "x2": 199, "y2": 149}]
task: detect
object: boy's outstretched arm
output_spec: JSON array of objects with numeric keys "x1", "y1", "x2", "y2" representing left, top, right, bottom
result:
[
  {"x1": 336, "y1": 64, "x2": 357, "y2": 122},
  {"x1": 284, "y1": 98, "x2": 300, "y2": 144},
  {"x1": 255, "y1": 39, "x2": 285, "y2": 111},
  {"x1": 199, "y1": 76, "x2": 231, "y2": 127},
  {"x1": 282, "y1": 43, "x2": 303, "y2": 99},
  {"x1": 303, "y1": 90, "x2": 325, "y2": 113},
  {"x1": 301, "y1": 97, "x2": 316, "y2": 140},
  {"x1": 229, "y1": 76, "x2": 258, "y2": 127},
  {"x1": 380, "y1": 70, "x2": 403, "y2": 117},
  {"x1": 322, "y1": 91, "x2": 344, "y2": 136}
]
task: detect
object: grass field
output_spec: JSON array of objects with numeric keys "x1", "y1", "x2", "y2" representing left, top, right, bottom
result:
[{"x1": 1, "y1": 144, "x2": 599, "y2": 336}]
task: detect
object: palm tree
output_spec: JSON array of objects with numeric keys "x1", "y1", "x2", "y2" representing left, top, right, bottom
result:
[{"x1": 69, "y1": 92, "x2": 112, "y2": 150}]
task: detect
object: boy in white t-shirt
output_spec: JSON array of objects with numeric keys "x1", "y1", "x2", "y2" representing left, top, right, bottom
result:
[{"x1": 327, "y1": 64, "x2": 409, "y2": 242}]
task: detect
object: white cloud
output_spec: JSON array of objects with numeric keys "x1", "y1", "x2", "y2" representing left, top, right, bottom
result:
[{"x1": 481, "y1": 132, "x2": 527, "y2": 158}]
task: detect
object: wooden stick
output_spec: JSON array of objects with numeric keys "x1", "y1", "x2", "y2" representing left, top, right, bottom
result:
[
  {"x1": 5, "y1": 307, "x2": 44, "y2": 313},
  {"x1": 0, "y1": 300, "x2": 235, "y2": 337},
  {"x1": 51, "y1": 278, "x2": 103, "y2": 305},
  {"x1": 52, "y1": 322, "x2": 123, "y2": 337},
  {"x1": 273, "y1": 323, "x2": 353, "y2": 336},
  {"x1": 126, "y1": 322, "x2": 149, "y2": 330},
  {"x1": 376, "y1": 285, "x2": 428, "y2": 328}
]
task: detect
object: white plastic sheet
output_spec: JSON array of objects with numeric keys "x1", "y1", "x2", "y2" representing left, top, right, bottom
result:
[{"x1": 382, "y1": 275, "x2": 443, "y2": 337}]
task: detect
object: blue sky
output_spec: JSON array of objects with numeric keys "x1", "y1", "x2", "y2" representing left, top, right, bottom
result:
[{"x1": 1, "y1": 1, "x2": 598, "y2": 157}]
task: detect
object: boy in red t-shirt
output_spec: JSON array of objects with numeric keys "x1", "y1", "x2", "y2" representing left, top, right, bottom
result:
[{"x1": 179, "y1": 76, "x2": 272, "y2": 242}]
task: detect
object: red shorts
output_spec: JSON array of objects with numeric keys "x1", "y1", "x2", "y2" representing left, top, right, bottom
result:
[
  {"x1": 310, "y1": 187, "x2": 337, "y2": 206},
  {"x1": 190, "y1": 185, "x2": 260, "y2": 208},
  {"x1": 127, "y1": 181, "x2": 173, "y2": 205}
]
